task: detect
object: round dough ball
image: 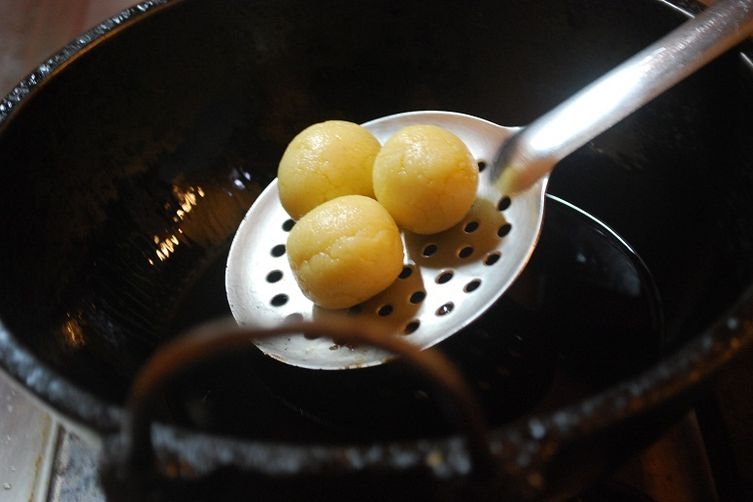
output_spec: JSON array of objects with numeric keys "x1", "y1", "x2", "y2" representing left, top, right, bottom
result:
[
  {"x1": 373, "y1": 125, "x2": 478, "y2": 234},
  {"x1": 278, "y1": 120, "x2": 381, "y2": 220},
  {"x1": 286, "y1": 195, "x2": 404, "y2": 309}
]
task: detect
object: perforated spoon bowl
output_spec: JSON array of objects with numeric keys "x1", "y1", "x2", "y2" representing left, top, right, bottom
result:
[{"x1": 226, "y1": 0, "x2": 753, "y2": 370}]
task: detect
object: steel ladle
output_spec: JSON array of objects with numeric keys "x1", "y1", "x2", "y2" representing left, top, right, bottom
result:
[{"x1": 226, "y1": 0, "x2": 753, "y2": 369}]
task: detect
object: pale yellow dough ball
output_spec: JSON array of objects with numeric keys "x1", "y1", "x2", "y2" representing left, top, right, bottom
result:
[
  {"x1": 373, "y1": 125, "x2": 478, "y2": 234},
  {"x1": 286, "y1": 195, "x2": 404, "y2": 309},
  {"x1": 278, "y1": 120, "x2": 381, "y2": 220}
]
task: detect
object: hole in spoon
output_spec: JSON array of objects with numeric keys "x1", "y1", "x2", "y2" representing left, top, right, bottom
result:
[
  {"x1": 436, "y1": 270, "x2": 454, "y2": 284},
  {"x1": 477, "y1": 160, "x2": 487, "y2": 172},
  {"x1": 377, "y1": 304, "x2": 394, "y2": 317},
  {"x1": 464, "y1": 221, "x2": 479, "y2": 233},
  {"x1": 409, "y1": 291, "x2": 426, "y2": 304},
  {"x1": 485, "y1": 252, "x2": 501, "y2": 266},
  {"x1": 423, "y1": 244, "x2": 438, "y2": 257},
  {"x1": 458, "y1": 246, "x2": 474, "y2": 258},
  {"x1": 497, "y1": 196, "x2": 511, "y2": 211},
  {"x1": 282, "y1": 219, "x2": 296, "y2": 231},
  {"x1": 398, "y1": 266, "x2": 413, "y2": 279},
  {"x1": 464, "y1": 279, "x2": 482, "y2": 292},
  {"x1": 497, "y1": 223, "x2": 512, "y2": 237},
  {"x1": 271, "y1": 244, "x2": 286, "y2": 257},
  {"x1": 270, "y1": 294, "x2": 288, "y2": 306},
  {"x1": 266, "y1": 270, "x2": 283, "y2": 283},
  {"x1": 404, "y1": 320, "x2": 420, "y2": 334},
  {"x1": 436, "y1": 302, "x2": 454, "y2": 316}
]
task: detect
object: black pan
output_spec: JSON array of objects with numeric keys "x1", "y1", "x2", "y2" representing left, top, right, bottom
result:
[{"x1": 1, "y1": 0, "x2": 752, "y2": 500}]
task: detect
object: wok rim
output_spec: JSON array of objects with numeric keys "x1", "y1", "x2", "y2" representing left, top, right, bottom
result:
[{"x1": 1, "y1": 0, "x2": 752, "y2": 490}]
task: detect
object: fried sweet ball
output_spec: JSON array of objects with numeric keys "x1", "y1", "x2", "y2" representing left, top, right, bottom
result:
[
  {"x1": 278, "y1": 120, "x2": 381, "y2": 220},
  {"x1": 373, "y1": 125, "x2": 478, "y2": 234},
  {"x1": 286, "y1": 195, "x2": 404, "y2": 309}
]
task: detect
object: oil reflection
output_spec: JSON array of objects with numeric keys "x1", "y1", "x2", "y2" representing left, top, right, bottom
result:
[
  {"x1": 61, "y1": 315, "x2": 85, "y2": 349},
  {"x1": 149, "y1": 185, "x2": 205, "y2": 265}
]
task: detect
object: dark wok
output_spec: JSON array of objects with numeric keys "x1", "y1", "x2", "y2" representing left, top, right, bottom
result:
[{"x1": 1, "y1": 0, "x2": 753, "y2": 499}]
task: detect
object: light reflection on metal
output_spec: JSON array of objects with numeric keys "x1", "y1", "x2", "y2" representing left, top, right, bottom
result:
[
  {"x1": 61, "y1": 316, "x2": 85, "y2": 348},
  {"x1": 149, "y1": 185, "x2": 205, "y2": 265}
]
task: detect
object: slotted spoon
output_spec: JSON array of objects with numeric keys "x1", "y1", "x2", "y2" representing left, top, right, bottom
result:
[{"x1": 226, "y1": 0, "x2": 753, "y2": 370}]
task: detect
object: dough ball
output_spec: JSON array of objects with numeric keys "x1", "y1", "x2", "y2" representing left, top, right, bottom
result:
[
  {"x1": 278, "y1": 120, "x2": 381, "y2": 220},
  {"x1": 373, "y1": 125, "x2": 478, "y2": 234},
  {"x1": 286, "y1": 195, "x2": 404, "y2": 309}
]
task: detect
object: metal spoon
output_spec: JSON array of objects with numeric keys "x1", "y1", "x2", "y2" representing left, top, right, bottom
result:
[{"x1": 226, "y1": 0, "x2": 753, "y2": 370}]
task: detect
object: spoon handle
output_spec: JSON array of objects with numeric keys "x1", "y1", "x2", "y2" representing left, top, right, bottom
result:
[{"x1": 499, "y1": 0, "x2": 753, "y2": 193}]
